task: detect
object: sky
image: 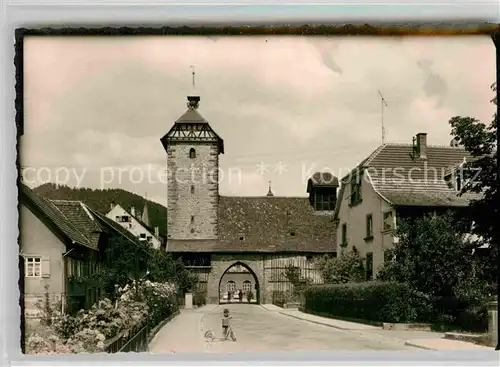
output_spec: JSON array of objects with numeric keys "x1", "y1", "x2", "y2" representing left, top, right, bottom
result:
[{"x1": 21, "y1": 35, "x2": 495, "y2": 208}]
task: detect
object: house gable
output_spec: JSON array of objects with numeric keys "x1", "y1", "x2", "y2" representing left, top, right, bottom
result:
[
  {"x1": 106, "y1": 204, "x2": 162, "y2": 249},
  {"x1": 334, "y1": 168, "x2": 393, "y2": 255}
]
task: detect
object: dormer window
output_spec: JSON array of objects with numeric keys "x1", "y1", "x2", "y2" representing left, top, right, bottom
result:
[
  {"x1": 118, "y1": 215, "x2": 130, "y2": 223},
  {"x1": 455, "y1": 167, "x2": 474, "y2": 192},
  {"x1": 189, "y1": 148, "x2": 196, "y2": 159},
  {"x1": 314, "y1": 192, "x2": 335, "y2": 211},
  {"x1": 307, "y1": 172, "x2": 338, "y2": 211}
]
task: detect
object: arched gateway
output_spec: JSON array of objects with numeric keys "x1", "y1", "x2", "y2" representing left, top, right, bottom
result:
[
  {"x1": 217, "y1": 261, "x2": 260, "y2": 304},
  {"x1": 161, "y1": 94, "x2": 338, "y2": 305}
]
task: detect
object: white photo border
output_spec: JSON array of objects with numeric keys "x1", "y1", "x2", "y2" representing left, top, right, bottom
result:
[{"x1": 1, "y1": 1, "x2": 499, "y2": 366}]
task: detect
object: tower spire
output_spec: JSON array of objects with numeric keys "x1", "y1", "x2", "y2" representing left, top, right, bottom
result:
[{"x1": 267, "y1": 181, "x2": 274, "y2": 197}]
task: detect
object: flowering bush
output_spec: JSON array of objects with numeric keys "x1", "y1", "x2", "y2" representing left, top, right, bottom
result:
[
  {"x1": 54, "y1": 298, "x2": 148, "y2": 341},
  {"x1": 66, "y1": 328, "x2": 107, "y2": 354},
  {"x1": 27, "y1": 281, "x2": 177, "y2": 355},
  {"x1": 120, "y1": 280, "x2": 177, "y2": 327}
]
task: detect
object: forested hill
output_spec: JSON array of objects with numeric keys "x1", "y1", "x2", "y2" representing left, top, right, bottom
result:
[{"x1": 33, "y1": 183, "x2": 168, "y2": 237}]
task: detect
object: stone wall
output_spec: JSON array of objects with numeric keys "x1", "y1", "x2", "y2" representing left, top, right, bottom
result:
[
  {"x1": 167, "y1": 143, "x2": 219, "y2": 240},
  {"x1": 207, "y1": 254, "x2": 266, "y2": 304},
  {"x1": 203, "y1": 253, "x2": 320, "y2": 305}
]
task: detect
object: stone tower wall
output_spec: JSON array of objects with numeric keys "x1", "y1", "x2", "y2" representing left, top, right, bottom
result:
[{"x1": 167, "y1": 143, "x2": 219, "y2": 239}]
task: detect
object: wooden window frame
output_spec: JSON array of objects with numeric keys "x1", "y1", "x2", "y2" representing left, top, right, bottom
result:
[
  {"x1": 365, "y1": 214, "x2": 373, "y2": 241},
  {"x1": 226, "y1": 281, "x2": 236, "y2": 293},
  {"x1": 349, "y1": 178, "x2": 362, "y2": 206},
  {"x1": 314, "y1": 192, "x2": 335, "y2": 211},
  {"x1": 341, "y1": 223, "x2": 347, "y2": 246},
  {"x1": 382, "y1": 211, "x2": 394, "y2": 232},
  {"x1": 25, "y1": 257, "x2": 42, "y2": 277},
  {"x1": 242, "y1": 281, "x2": 252, "y2": 292}
]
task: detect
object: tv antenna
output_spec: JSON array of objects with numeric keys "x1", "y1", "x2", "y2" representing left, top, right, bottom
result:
[
  {"x1": 190, "y1": 65, "x2": 196, "y2": 88},
  {"x1": 378, "y1": 90, "x2": 388, "y2": 144}
]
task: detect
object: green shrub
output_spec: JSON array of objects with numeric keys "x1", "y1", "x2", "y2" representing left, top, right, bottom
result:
[
  {"x1": 303, "y1": 281, "x2": 423, "y2": 323},
  {"x1": 193, "y1": 287, "x2": 207, "y2": 307},
  {"x1": 315, "y1": 249, "x2": 365, "y2": 284}
]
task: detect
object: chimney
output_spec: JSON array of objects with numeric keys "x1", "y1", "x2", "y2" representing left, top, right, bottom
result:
[
  {"x1": 110, "y1": 201, "x2": 116, "y2": 210},
  {"x1": 154, "y1": 226, "x2": 159, "y2": 238},
  {"x1": 416, "y1": 133, "x2": 427, "y2": 159},
  {"x1": 450, "y1": 138, "x2": 461, "y2": 148},
  {"x1": 130, "y1": 206, "x2": 136, "y2": 217}
]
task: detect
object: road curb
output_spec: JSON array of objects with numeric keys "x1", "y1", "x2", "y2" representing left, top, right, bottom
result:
[
  {"x1": 404, "y1": 341, "x2": 436, "y2": 350},
  {"x1": 279, "y1": 311, "x2": 349, "y2": 331},
  {"x1": 260, "y1": 304, "x2": 282, "y2": 312}
]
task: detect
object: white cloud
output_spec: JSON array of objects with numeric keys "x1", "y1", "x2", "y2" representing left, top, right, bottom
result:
[{"x1": 22, "y1": 36, "x2": 495, "y2": 201}]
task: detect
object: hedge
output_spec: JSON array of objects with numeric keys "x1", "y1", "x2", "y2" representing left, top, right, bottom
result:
[{"x1": 303, "y1": 282, "x2": 424, "y2": 323}]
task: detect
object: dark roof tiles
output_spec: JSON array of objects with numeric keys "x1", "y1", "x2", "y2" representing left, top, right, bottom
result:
[
  {"x1": 50, "y1": 200, "x2": 103, "y2": 249},
  {"x1": 167, "y1": 196, "x2": 336, "y2": 253},
  {"x1": 307, "y1": 172, "x2": 339, "y2": 192},
  {"x1": 20, "y1": 184, "x2": 94, "y2": 249},
  {"x1": 336, "y1": 143, "x2": 480, "y2": 211},
  {"x1": 175, "y1": 109, "x2": 208, "y2": 124}
]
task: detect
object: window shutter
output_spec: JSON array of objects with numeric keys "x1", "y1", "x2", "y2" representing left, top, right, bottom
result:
[{"x1": 41, "y1": 257, "x2": 51, "y2": 278}]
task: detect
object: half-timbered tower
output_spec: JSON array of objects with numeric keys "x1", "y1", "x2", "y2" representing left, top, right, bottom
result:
[
  {"x1": 160, "y1": 94, "x2": 338, "y2": 305},
  {"x1": 160, "y1": 95, "x2": 224, "y2": 241}
]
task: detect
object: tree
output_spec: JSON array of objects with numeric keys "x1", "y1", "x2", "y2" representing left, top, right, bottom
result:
[
  {"x1": 85, "y1": 235, "x2": 195, "y2": 302},
  {"x1": 378, "y1": 212, "x2": 477, "y2": 297},
  {"x1": 283, "y1": 264, "x2": 310, "y2": 301},
  {"x1": 316, "y1": 248, "x2": 365, "y2": 284},
  {"x1": 447, "y1": 82, "x2": 498, "y2": 287},
  {"x1": 378, "y1": 212, "x2": 491, "y2": 324}
]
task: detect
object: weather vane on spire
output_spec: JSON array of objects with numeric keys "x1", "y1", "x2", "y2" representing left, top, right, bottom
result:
[
  {"x1": 267, "y1": 180, "x2": 274, "y2": 197},
  {"x1": 190, "y1": 65, "x2": 196, "y2": 88},
  {"x1": 187, "y1": 65, "x2": 200, "y2": 110}
]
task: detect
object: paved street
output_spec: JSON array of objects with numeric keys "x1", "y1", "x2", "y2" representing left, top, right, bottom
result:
[{"x1": 149, "y1": 304, "x2": 419, "y2": 354}]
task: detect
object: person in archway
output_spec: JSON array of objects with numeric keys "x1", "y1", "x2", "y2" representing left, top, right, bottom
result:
[{"x1": 238, "y1": 289, "x2": 243, "y2": 303}]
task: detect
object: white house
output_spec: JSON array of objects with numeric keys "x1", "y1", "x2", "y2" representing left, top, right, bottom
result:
[{"x1": 106, "y1": 201, "x2": 163, "y2": 250}]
